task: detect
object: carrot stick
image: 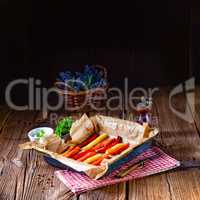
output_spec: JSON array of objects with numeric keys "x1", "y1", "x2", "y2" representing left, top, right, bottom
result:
[
  {"x1": 78, "y1": 134, "x2": 99, "y2": 148},
  {"x1": 91, "y1": 154, "x2": 110, "y2": 165},
  {"x1": 96, "y1": 136, "x2": 122, "y2": 153},
  {"x1": 92, "y1": 138, "x2": 114, "y2": 151},
  {"x1": 62, "y1": 146, "x2": 75, "y2": 156},
  {"x1": 82, "y1": 133, "x2": 108, "y2": 151},
  {"x1": 106, "y1": 143, "x2": 129, "y2": 155},
  {"x1": 77, "y1": 151, "x2": 96, "y2": 162},
  {"x1": 111, "y1": 143, "x2": 129, "y2": 155},
  {"x1": 72, "y1": 150, "x2": 91, "y2": 160},
  {"x1": 83, "y1": 154, "x2": 102, "y2": 164},
  {"x1": 64, "y1": 146, "x2": 81, "y2": 158}
]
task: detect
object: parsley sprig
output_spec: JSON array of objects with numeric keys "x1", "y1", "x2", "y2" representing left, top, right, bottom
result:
[{"x1": 55, "y1": 117, "x2": 73, "y2": 138}]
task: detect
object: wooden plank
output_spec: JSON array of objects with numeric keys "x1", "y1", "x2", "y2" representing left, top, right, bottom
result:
[
  {"x1": 187, "y1": 86, "x2": 200, "y2": 134},
  {"x1": 154, "y1": 88, "x2": 200, "y2": 160},
  {"x1": 166, "y1": 169, "x2": 200, "y2": 200},
  {"x1": 0, "y1": 110, "x2": 77, "y2": 200},
  {"x1": 153, "y1": 88, "x2": 200, "y2": 200},
  {"x1": 16, "y1": 150, "x2": 76, "y2": 200},
  {"x1": 0, "y1": 111, "x2": 37, "y2": 158},
  {"x1": 0, "y1": 106, "x2": 12, "y2": 131},
  {"x1": 128, "y1": 87, "x2": 200, "y2": 200},
  {"x1": 0, "y1": 111, "x2": 38, "y2": 200},
  {"x1": 128, "y1": 175, "x2": 172, "y2": 200},
  {"x1": 79, "y1": 184, "x2": 126, "y2": 200}
]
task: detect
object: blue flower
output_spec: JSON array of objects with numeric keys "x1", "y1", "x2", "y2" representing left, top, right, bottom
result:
[{"x1": 57, "y1": 65, "x2": 107, "y2": 91}]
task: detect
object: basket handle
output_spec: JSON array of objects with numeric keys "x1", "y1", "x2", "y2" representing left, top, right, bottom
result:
[
  {"x1": 54, "y1": 81, "x2": 76, "y2": 93},
  {"x1": 93, "y1": 65, "x2": 107, "y2": 80}
]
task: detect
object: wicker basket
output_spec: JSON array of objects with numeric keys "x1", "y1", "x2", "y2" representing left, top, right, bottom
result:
[{"x1": 54, "y1": 65, "x2": 108, "y2": 111}]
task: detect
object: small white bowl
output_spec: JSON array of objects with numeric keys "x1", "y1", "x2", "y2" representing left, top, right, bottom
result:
[{"x1": 28, "y1": 127, "x2": 54, "y2": 142}]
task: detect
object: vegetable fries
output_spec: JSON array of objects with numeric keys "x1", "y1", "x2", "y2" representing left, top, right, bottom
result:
[
  {"x1": 77, "y1": 151, "x2": 96, "y2": 162},
  {"x1": 64, "y1": 146, "x2": 80, "y2": 158},
  {"x1": 106, "y1": 143, "x2": 129, "y2": 155},
  {"x1": 61, "y1": 133, "x2": 130, "y2": 166},
  {"x1": 82, "y1": 133, "x2": 108, "y2": 151},
  {"x1": 83, "y1": 154, "x2": 102, "y2": 164}
]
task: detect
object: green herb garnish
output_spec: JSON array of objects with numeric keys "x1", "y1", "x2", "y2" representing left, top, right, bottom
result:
[
  {"x1": 55, "y1": 117, "x2": 73, "y2": 138},
  {"x1": 36, "y1": 130, "x2": 45, "y2": 138}
]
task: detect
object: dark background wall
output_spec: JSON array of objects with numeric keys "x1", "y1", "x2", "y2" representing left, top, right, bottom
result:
[
  {"x1": 0, "y1": 1, "x2": 196, "y2": 104},
  {"x1": 192, "y1": 6, "x2": 200, "y2": 83}
]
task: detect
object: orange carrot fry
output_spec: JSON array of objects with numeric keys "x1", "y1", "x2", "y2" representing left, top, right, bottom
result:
[
  {"x1": 111, "y1": 143, "x2": 129, "y2": 155},
  {"x1": 92, "y1": 138, "x2": 114, "y2": 151},
  {"x1": 64, "y1": 146, "x2": 81, "y2": 158},
  {"x1": 96, "y1": 137, "x2": 122, "y2": 153},
  {"x1": 77, "y1": 151, "x2": 96, "y2": 162},
  {"x1": 62, "y1": 146, "x2": 75, "y2": 156},
  {"x1": 72, "y1": 150, "x2": 91, "y2": 160},
  {"x1": 106, "y1": 143, "x2": 129, "y2": 155}
]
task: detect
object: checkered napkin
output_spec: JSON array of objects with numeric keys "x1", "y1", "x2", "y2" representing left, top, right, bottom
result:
[{"x1": 55, "y1": 147, "x2": 180, "y2": 195}]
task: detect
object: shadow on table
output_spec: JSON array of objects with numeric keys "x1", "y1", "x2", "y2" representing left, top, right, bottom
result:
[{"x1": 154, "y1": 129, "x2": 200, "y2": 161}]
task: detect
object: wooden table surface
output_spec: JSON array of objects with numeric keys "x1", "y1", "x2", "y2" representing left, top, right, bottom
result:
[{"x1": 0, "y1": 87, "x2": 200, "y2": 200}]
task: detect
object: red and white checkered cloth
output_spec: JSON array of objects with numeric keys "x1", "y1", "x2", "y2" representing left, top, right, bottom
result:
[{"x1": 55, "y1": 147, "x2": 180, "y2": 195}]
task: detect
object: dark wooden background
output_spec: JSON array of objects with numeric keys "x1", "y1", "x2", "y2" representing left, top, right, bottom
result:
[{"x1": 0, "y1": 1, "x2": 198, "y2": 104}]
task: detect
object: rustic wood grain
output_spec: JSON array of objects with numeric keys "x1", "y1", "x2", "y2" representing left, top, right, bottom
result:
[
  {"x1": 0, "y1": 111, "x2": 37, "y2": 200},
  {"x1": 128, "y1": 87, "x2": 200, "y2": 200},
  {"x1": 154, "y1": 88, "x2": 200, "y2": 160},
  {"x1": 0, "y1": 106, "x2": 12, "y2": 131},
  {"x1": 0, "y1": 110, "x2": 77, "y2": 200},
  {"x1": 128, "y1": 175, "x2": 172, "y2": 200},
  {"x1": 1, "y1": 87, "x2": 200, "y2": 200},
  {"x1": 153, "y1": 88, "x2": 200, "y2": 200},
  {"x1": 188, "y1": 86, "x2": 200, "y2": 135}
]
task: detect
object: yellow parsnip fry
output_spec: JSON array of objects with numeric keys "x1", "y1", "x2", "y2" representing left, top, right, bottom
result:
[
  {"x1": 83, "y1": 154, "x2": 102, "y2": 164},
  {"x1": 82, "y1": 133, "x2": 108, "y2": 151}
]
